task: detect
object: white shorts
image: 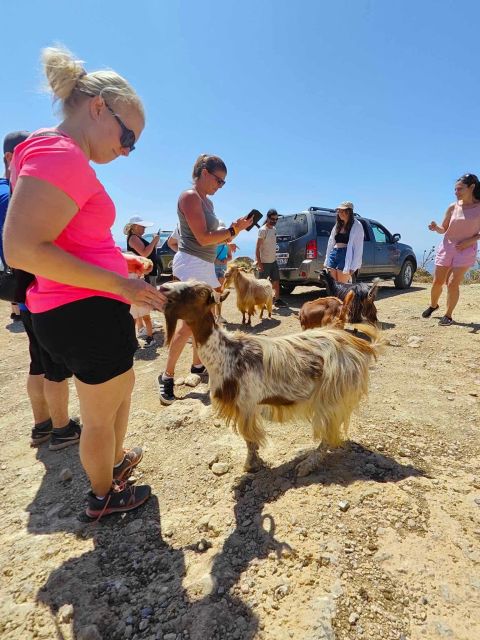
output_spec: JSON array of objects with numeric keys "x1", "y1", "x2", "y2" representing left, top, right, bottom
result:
[{"x1": 172, "y1": 251, "x2": 220, "y2": 288}]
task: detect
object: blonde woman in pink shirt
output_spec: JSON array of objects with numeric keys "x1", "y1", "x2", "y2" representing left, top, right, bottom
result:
[
  {"x1": 4, "y1": 46, "x2": 166, "y2": 520},
  {"x1": 422, "y1": 173, "x2": 480, "y2": 326}
]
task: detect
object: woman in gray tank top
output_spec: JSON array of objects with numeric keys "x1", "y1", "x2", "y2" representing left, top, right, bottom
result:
[{"x1": 158, "y1": 154, "x2": 251, "y2": 405}]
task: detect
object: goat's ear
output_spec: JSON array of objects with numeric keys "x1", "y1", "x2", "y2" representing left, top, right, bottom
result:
[{"x1": 212, "y1": 290, "x2": 229, "y2": 304}]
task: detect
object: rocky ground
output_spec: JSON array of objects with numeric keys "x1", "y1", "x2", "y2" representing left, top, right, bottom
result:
[{"x1": 0, "y1": 280, "x2": 479, "y2": 640}]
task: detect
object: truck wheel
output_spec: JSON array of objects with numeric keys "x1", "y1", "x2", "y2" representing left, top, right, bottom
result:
[
  {"x1": 394, "y1": 259, "x2": 415, "y2": 289},
  {"x1": 280, "y1": 282, "x2": 296, "y2": 295}
]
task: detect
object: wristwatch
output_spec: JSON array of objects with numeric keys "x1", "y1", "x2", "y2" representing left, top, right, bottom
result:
[{"x1": 228, "y1": 225, "x2": 236, "y2": 237}]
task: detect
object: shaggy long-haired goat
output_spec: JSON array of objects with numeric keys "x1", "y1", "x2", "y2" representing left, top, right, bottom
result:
[
  {"x1": 320, "y1": 268, "x2": 380, "y2": 324},
  {"x1": 299, "y1": 290, "x2": 355, "y2": 330},
  {"x1": 160, "y1": 280, "x2": 382, "y2": 476},
  {"x1": 223, "y1": 264, "x2": 273, "y2": 324}
]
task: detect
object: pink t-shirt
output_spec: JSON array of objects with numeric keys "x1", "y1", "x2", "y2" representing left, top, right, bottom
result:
[{"x1": 10, "y1": 131, "x2": 128, "y2": 313}]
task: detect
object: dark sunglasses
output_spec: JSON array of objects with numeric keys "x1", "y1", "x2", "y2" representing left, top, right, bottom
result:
[
  {"x1": 104, "y1": 102, "x2": 136, "y2": 151},
  {"x1": 208, "y1": 170, "x2": 226, "y2": 187},
  {"x1": 268, "y1": 217, "x2": 279, "y2": 222}
]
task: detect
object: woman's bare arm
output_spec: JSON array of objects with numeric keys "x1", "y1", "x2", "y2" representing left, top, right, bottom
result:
[
  {"x1": 428, "y1": 204, "x2": 454, "y2": 234},
  {"x1": 4, "y1": 176, "x2": 165, "y2": 308}
]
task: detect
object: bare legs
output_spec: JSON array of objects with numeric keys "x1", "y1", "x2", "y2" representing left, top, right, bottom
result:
[
  {"x1": 74, "y1": 368, "x2": 135, "y2": 496},
  {"x1": 164, "y1": 320, "x2": 201, "y2": 376},
  {"x1": 430, "y1": 265, "x2": 469, "y2": 318},
  {"x1": 27, "y1": 374, "x2": 70, "y2": 428},
  {"x1": 328, "y1": 268, "x2": 351, "y2": 283}
]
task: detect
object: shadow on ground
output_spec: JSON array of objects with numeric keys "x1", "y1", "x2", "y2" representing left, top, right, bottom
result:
[{"x1": 30, "y1": 440, "x2": 425, "y2": 639}]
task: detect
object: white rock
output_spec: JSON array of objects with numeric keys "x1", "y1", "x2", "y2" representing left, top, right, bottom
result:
[
  {"x1": 58, "y1": 603, "x2": 74, "y2": 623},
  {"x1": 184, "y1": 373, "x2": 201, "y2": 387},
  {"x1": 338, "y1": 500, "x2": 350, "y2": 512},
  {"x1": 211, "y1": 462, "x2": 230, "y2": 476}
]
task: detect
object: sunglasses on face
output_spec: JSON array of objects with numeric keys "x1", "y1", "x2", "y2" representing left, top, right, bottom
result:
[
  {"x1": 268, "y1": 217, "x2": 279, "y2": 222},
  {"x1": 104, "y1": 102, "x2": 136, "y2": 151},
  {"x1": 208, "y1": 170, "x2": 226, "y2": 187}
]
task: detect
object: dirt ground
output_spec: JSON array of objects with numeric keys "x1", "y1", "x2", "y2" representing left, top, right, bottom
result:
[{"x1": 0, "y1": 281, "x2": 479, "y2": 640}]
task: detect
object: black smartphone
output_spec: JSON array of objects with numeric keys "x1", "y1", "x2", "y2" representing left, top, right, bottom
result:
[{"x1": 246, "y1": 209, "x2": 263, "y2": 230}]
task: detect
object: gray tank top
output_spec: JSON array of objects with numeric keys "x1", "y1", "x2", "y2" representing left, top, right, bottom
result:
[{"x1": 177, "y1": 189, "x2": 219, "y2": 263}]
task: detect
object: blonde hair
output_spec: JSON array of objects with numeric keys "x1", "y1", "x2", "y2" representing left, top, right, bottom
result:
[{"x1": 41, "y1": 45, "x2": 145, "y2": 120}]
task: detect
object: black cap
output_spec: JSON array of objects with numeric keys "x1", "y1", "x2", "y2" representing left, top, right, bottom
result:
[{"x1": 3, "y1": 131, "x2": 30, "y2": 154}]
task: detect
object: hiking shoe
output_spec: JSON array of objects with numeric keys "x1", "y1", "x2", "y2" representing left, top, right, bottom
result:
[
  {"x1": 190, "y1": 364, "x2": 208, "y2": 379},
  {"x1": 158, "y1": 374, "x2": 175, "y2": 405},
  {"x1": 49, "y1": 419, "x2": 81, "y2": 451},
  {"x1": 31, "y1": 419, "x2": 53, "y2": 447},
  {"x1": 421, "y1": 305, "x2": 439, "y2": 318},
  {"x1": 85, "y1": 483, "x2": 151, "y2": 520},
  {"x1": 113, "y1": 447, "x2": 144, "y2": 482},
  {"x1": 439, "y1": 315, "x2": 453, "y2": 326}
]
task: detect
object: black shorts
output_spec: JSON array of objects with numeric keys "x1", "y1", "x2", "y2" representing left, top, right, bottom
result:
[
  {"x1": 259, "y1": 261, "x2": 280, "y2": 281},
  {"x1": 32, "y1": 297, "x2": 137, "y2": 385},
  {"x1": 20, "y1": 309, "x2": 72, "y2": 383}
]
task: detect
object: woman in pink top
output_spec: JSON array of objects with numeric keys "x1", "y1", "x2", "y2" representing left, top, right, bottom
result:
[
  {"x1": 4, "y1": 46, "x2": 166, "y2": 520},
  {"x1": 422, "y1": 173, "x2": 480, "y2": 325}
]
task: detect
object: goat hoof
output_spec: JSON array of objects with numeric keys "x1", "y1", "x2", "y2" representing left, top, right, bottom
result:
[{"x1": 244, "y1": 459, "x2": 264, "y2": 473}]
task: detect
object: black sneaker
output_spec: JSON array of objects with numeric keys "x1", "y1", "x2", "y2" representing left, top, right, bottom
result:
[
  {"x1": 144, "y1": 335, "x2": 154, "y2": 346},
  {"x1": 85, "y1": 483, "x2": 151, "y2": 520},
  {"x1": 49, "y1": 419, "x2": 81, "y2": 451},
  {"x1": 113, "y1": 447, "x2": 144, "y2": 482},
  {"x1": 190, "y1": 364, "x2": 208, "y2": 379},
  {"x1": 31, "y1": 419, "x2": 53, "y2": 447},
  {"x1": 157, "y1": 374, "x2": 175, "y2": 405}
]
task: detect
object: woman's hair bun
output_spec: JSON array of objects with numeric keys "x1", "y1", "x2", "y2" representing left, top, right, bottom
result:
[{"x1": 42, "y1": 46, "x2": 86, "y2": 101}]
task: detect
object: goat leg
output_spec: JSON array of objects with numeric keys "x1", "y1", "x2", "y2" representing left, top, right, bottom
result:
[
  {"x1": 296, "y1": 442, "x2": 329, "y2": 477},
  {"x1": 244, "y1": 441, "x2": 264, "y2": 472}
]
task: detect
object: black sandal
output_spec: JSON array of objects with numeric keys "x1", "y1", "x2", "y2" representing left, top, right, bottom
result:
[
  {"x1": 421, "y1": 305, "x2": 439, "y2": 318},
  {"x1": 439, "y1": 315, "x2": 453, "y2": 326}
]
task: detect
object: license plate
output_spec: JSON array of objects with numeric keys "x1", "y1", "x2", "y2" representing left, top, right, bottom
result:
[{"x1": 276, "y1": 253, "x2": 289, "y2": 266}]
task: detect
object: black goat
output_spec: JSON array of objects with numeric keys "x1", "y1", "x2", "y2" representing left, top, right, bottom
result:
[{"x1": 320, "y1": 269, "x2": 380, "y2": 324}]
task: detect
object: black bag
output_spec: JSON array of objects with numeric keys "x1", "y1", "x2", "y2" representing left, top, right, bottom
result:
[
  {"x1": 0, "y1": 267, "x2": 35, "y2": 303},
  {"x1": 0, "y1": 267, "x2": 16, "y2": 302}
]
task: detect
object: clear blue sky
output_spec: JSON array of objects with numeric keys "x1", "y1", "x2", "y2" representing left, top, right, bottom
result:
[{"x1": 2, "y1": 0, "x2": 479, "y2": 260}]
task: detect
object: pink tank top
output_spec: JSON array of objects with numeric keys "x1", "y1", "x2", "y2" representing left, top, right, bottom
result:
[{"x1": 445, "y1": 202, "x2": 480, "y2": 242}]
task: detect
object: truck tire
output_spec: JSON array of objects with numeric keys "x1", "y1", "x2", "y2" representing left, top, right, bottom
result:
[{"x1": 394, "y1": 259, "x2": 415, "y2": 289}]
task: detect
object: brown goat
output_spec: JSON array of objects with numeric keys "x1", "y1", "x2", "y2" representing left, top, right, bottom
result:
[
  {"x1": 223, "y1": 264, "x2": 273, "y2": 325},
  {"x1": 160, "y1": 280, "x2": 382, "y2": 477},
  {"x1": 299, "y1": 290, "x2": 355, "y2": 330}
]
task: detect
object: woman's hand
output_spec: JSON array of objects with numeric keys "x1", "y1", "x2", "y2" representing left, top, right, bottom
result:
[
  {"x1": 122, "y1": 253, "x2": 153, "y2": 275},
  {"x1": 456, "y1": 239, "x2": 472, "y2": 251},
  {"x1": 118, "y1": 277, "x2": 166, "y2": 310},
  {"x1": 232, "y1": 215, "x2": 253, "y2": 233},
  {"x1": 428, "y1": 221, "x2": 438, "y2": 231}
]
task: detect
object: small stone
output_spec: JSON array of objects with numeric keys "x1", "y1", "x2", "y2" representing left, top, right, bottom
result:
[
  {"x1": 138, "y1": 619, "x2": 149, "y2": 631},
  {"x1": 349, "y1": 612, "x2": 359, "y2": 625},
  {"x1": 338, "y1": 500, "x2": 350, "y2": 512},
  {"x1": 211, "y1": 462, "x2": 230, "y2": 476},
  {"x1": 184, "y1": 373, "x2": 201, "y2": 387},
  {"x1": 208, "y1": 454, "x2": 219, "y2": 468},
  {"x1": 197, "y1": 538, "x2": 212, "y2": 552},
  {"x1": 59, "y1": 468, "x2": 73, "y2": 482},
  {"x1": 58, "y1": 603, "x2": 74, "y2": 623},
  {"x1": 474, "y1": 497, "x2": 480, "y2": 506},
  {"x1": 164, "y1": 634, "x2": 177, "y2": 640}
]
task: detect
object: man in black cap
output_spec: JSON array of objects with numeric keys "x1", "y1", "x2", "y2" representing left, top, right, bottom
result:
[{"x1": 1, "y1": 131, "x2": 30, "y2": 319}]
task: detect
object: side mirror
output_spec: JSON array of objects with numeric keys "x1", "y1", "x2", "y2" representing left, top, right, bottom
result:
[{"x1": 392, "y1": 233, "x2": 401, "y2": 243}]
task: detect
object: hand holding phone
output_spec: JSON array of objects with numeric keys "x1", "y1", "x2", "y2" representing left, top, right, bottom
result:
[{"x1": 245, "y1": 209, "x2": 263, "y2": 230}]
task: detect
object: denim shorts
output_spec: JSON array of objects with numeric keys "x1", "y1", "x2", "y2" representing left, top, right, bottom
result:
[
  {"x1": 215, "y1": 265, "x2": 227, "y2": 279},
  {"x1": 325, "y1": 247, "x2": 347, "y2": 271}
]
